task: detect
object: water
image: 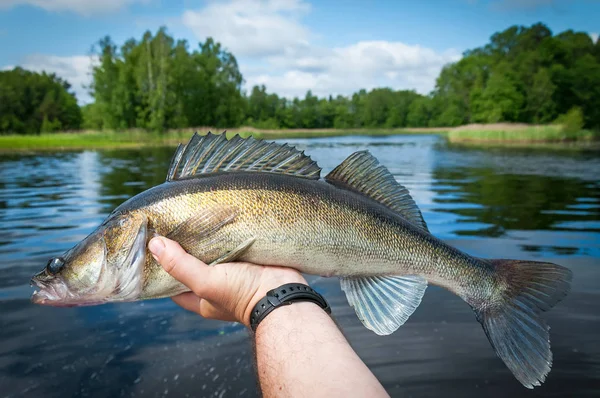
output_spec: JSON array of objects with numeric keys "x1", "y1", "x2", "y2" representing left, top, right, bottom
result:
[{"x1": 1, "y1": 135, "x2": 599, "y2": 397}]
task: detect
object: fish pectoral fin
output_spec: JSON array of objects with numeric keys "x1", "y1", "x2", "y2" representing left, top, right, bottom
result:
[
  {"x1": 166, "y1": 204, "x2": 239, "y2": 248},
  {"x1": 208, "y1": 237, "x2": 256, "y2": 266},
  {"x1": 340, "y1": 275, "x2": 427, "y2": 335}
]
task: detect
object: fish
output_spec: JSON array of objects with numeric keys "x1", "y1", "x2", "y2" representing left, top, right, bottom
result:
[{"x1": 31, "y1": 132, "x2": 572, "y2": 388}]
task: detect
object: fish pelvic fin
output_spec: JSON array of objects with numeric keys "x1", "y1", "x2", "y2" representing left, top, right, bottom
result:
[
  {"x1": 166, "y1": 132, "x2": 321, "y2": 181},
  {"x1": 325, "y1": 151, "x2": 428, "y2": 232},
  {"x1": 473, "y1": 259, "x2": 572, "y2": 389},
  {"x1": 340, "y1": 275, "x2": 427, "y2": 335}
]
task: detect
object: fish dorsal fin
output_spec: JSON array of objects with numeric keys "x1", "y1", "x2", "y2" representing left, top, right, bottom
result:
[
  {"x1": 166, "y1": 132, "x2": 321, "y2": 181},
  {"x1": 325, "y1": 151, "x2": 428, "y2": 232}
]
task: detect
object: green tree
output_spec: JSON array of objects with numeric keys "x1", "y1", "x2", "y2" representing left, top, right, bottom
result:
[
  {"x1": 0, "y1": 67, "x2": 82, "y2": 134},
  {"x1": 406, "y1": 96, "x2": 433, "y2": 127},
  {"x1": 89, "y1": 28, "x2": 245, "y2": 132},
  {"x1": 471, "y1": 65, "x2": 524, "y2": 123},
  {"x1": 527, "y1": 68, "x2": 556, "y2": 123}
]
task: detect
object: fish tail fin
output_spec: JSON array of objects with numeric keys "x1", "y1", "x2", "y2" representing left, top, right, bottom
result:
[{"x1": 473, "y1": 259, "x2": 572, "y2": 389}]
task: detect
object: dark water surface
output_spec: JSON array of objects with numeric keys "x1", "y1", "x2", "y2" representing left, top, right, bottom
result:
[{"x1": 1, "y1": 135, "x2": 599, "y2": 397}]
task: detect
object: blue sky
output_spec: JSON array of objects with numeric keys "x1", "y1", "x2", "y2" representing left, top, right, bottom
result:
[{"x1": 1, "y1": 0, "x2": 598, "y2": 103}]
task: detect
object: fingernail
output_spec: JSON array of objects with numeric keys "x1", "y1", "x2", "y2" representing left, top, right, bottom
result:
[{"x1": 149, "y1": 237, "x2": 165, "y2": 258}]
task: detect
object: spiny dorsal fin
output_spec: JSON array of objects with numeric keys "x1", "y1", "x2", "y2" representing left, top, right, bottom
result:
[
  {"x1": 325, "y1": 150, "x2": 428, "y2": 232},
  {"x1": 166, "y1": 132, "x2": 321, "y2": 181}
]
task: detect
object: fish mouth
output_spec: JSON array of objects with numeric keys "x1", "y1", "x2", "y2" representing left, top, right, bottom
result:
[
  {"x1": 31, "y1": 277, "x2": 108, "y2": 307},
  {"x1": 30, "y1": 276, "x2": 77, "y2": 307}
]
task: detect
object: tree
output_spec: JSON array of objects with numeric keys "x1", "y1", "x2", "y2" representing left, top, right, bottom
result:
[
  {"x1": 407, "y1": 97, "x2": 433, "y2": 127},
  {"x1": 527, "y1": 68, "x2": 556, "y2": 123},
  {"x1": 88, "y1": 28, "x2": 245, "y2": 132},
  {"x1": 0, "y1": 67, "x2": 81, "y2": 134},
  {"x1": 471, "y1": 64, "x2": 524, "y2": 123},
  {"x1": 427, "y1": 22, "x2": 599, "y2": 129}
]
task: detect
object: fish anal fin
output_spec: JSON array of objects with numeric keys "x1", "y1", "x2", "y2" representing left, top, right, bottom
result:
[
  {"x1": 325, "y1": 151, "x2": 428, "y2": 232},
  {"x1": 340, "y1": 275, "x2": 427, "y2": 335},
  {"x1": 166, "y1": 132, "x2": 321, "y2": 181}
]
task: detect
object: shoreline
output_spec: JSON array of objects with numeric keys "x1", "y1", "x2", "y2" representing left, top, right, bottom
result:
[
  {"x1": 0, "y1": 125, "x2": 597, "y2": 152},
  {"x1": 447, "y1": 138, "x2": 600, "y2": 150},
  {"x1": 0, "y1": 129, "x2": 447, "y2": 152}
]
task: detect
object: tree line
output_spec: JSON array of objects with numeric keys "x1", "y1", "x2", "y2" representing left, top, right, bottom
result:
[
  {"x1": 1, "y1": 23, "x2": 599, "y2": 135},
  {"x1": 0, "y1": 68, "x2": 81, "y2": 134}
]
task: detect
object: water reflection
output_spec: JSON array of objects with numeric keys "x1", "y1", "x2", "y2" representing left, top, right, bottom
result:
[
  {"x1": 0, "y1": 135, "x2": 599, "y2": 397},
  {"x1": 432, "y1": 168, "x2": 600, "y2": 236}
]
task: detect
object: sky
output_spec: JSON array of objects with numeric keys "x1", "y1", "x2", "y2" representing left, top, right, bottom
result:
[{"x1": 0, "y1": 0, "x2": 598, "y2": 104}]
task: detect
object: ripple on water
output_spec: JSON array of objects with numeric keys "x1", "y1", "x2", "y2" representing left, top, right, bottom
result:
[{"x1": 0, "y1": 136, "x2": 599, "y2": 397}]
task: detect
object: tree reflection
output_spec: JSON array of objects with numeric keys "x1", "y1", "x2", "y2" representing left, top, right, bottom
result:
[
  {"x1": 96, "y1": 147, "x2": 176, "y2": 210},
  {"x1": 432, "y1": 167, "x2": 599, "y2": 237}
]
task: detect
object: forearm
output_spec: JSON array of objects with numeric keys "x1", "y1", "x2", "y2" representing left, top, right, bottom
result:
[{"x1": 254, "y1": 301, "x2": 389, "y2": 398}]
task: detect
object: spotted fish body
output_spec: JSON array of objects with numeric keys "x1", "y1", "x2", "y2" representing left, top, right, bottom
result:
[{"x1": 31, "y1": 133, "x2": 572, "y2": 389}]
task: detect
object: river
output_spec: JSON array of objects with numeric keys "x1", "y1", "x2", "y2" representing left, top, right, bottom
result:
[{"x1": 1, "y1": 134, "x2": 599, "y2": 397}]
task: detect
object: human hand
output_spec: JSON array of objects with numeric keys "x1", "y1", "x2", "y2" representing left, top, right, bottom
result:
[{"x1": 148, "y1": 237, "x2": 307, "y2": 328}]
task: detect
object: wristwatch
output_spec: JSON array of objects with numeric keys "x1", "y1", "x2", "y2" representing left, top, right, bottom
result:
[{"x1": 250, "y1": 283, "x2": 331, "y2": 331}]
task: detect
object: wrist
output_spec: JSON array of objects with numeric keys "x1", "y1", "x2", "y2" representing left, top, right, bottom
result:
[
  {"x1": 249, "y1": 282, "x2": 330, "y2": 332},
  {"x1": 243, "y1": 271, "x2": 307, "y2": 328},
  {"x1": 255, "y1": 301, "x2": 325, "y2": 334}
]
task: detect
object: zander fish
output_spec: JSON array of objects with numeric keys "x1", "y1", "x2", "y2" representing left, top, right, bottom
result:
[{"x1": 31, "y1": 132, "x2": 572, "y2": 388}]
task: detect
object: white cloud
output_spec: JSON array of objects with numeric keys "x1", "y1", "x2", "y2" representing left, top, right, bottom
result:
[
  {"x1": 0, "y1": 0, "x2": 149, "y2": 16},
  {"x1": 590, "y1": 32, "x2": 599, "y2": 43},
  {"x1": 249, "y1": 42, "x2": 460, "y2": 98},
  {"x1": 182, "y1": 0, "x2": 311, "y2": 58},
  {"x1": 182, "y1": 0, "x2": 460, "y2": 98},
  {"x1": 7, "y1": 54, "x2": 98, "y2": 103}
]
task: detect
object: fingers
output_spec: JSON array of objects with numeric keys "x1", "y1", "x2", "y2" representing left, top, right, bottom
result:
[
  {"x1": 172, "y1": 293, "x2": 236, "y2": 322},
  {"x1": 148, "y1": 236, "x2": 211, "y2": 296},
  {"x1": 171, "y1": 292, "x2": 201, "y2": 313}
]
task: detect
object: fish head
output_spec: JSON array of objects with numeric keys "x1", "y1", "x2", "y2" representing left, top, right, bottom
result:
[{"x1": 31, "y1": 211, "x2": 148, "y2": 307}]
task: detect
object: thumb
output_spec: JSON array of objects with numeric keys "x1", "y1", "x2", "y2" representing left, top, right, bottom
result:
[{"x1": 148, "y1": 236, "x2": 211, "y2": 296}]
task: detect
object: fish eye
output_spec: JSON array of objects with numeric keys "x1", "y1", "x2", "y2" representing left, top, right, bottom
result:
[{"x1": 46, "y1": 257, "x2": 65, "y2": 275}]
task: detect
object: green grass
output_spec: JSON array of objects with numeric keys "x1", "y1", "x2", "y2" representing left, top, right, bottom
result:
[
  {"x1": 447, "y1": 124, "x2": 599, "y2": 144},
  {"x1": 0, "y1": 130, "x2": 189, "y2": 151},
  {"x1": 239, "y1": 127, "x2": 448, "y2": 140},
  {"x1": 0, "y1": 128, "x2": 448, "y2": 151},
  {"x1": 2, "y1": 124, "x2": 598, "y2": 152}
]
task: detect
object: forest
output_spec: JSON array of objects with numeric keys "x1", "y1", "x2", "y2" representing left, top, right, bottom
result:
[{"x1": 1, "y1": 23, "x2": 599, "y2": 135}]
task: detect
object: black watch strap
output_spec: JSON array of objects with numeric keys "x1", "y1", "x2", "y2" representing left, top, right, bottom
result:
[{"x1": 250, "y1": 283, "x2": 331, "y2": 332}]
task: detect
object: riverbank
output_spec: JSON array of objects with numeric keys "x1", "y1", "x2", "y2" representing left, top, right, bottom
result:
[
  {"x1": 0, "y1": 128, "x2": 448, "y2": 152},
  {"x1": 447, "y1": 123, "x2": 599, "y2": 149},
  {"x1": 1, "y1": 124, "x2": 597, "y2": 152}
]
